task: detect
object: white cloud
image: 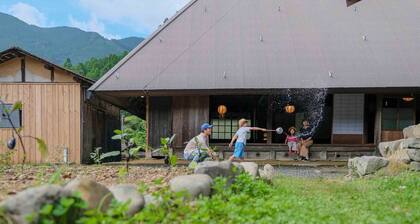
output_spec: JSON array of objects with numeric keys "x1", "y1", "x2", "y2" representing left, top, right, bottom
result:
[
  {"x1": 8, "y1": 2, "x2": 47, "y2": 26},
  {"x1": 69, "y1": 15, "x2": 121, "y2": 40},
  {"x1": 77, "y1": 0, "x2": 190, "y2": 35}
]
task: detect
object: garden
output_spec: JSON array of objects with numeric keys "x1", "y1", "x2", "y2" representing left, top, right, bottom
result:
[{"x1": 0, "y1": 163, "x2": 419, "y2": 224}]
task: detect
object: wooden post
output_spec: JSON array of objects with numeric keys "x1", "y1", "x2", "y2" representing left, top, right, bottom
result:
[
  {"x1": 51, "y1": 67, "x2": 55, "y2": 82},
  {"x1": 374, "y1": 94, "x2": 383, "y2": 145},
  {"x1": 20, "y1": 57, "x2": 25, "y2": 82},
  {"x1": 145, "y1": 95, "x2": 152, "y2": 159},
  {"x1": 266, "y1": 95, "x2": 273, "y2": 144}
]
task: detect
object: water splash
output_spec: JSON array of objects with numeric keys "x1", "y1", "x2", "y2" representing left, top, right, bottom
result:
[{"x1": 272, "y1": 88, "x2": 328, "y2": 136}]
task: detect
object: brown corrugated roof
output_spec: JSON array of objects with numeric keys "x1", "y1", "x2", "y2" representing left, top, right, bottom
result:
[{"x1": 90, "y1": 0, "x2": 420, "y2": 92}]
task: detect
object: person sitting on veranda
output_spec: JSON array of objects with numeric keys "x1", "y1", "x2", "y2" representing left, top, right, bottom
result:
[
  {"x1": 183, "y1": 123, "x2": 213, "y2": 163},
  {"x1": 298, "y1": 120, "x2": 313, "y2": 161}
]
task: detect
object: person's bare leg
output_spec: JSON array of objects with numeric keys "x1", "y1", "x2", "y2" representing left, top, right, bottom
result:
[
  {"x1": 301, "y1": 144, "x2": 309, "y2": 160},
  {"x1": 229, "y1": 155, "x2": 235, "y2": 161}
]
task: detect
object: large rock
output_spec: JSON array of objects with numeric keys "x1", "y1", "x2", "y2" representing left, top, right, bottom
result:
[
  {"x1": 169, "y1": 174, "x2": 213, "y2": 199},
  {"x1": 403, "y1": 124, "x2": 420, "y2": 139},
  {"x1": 348, "y1": 156, "x2": 389, "y2": 176},
  {"x1": 378, "y1": 138, "x2": 420, "y2": 157},
  {"x1": 64, "y1": 177, "x2": 114, "y2": 212},
  {"x1": 0, "y1": 185, "x2": 71, "y2": 224},
  {"x1": 109, "y1": 184, "x2": 145, "y2": 216},
  {"x1": 240, "y1": 162, "x2": 259, "y2": 178},
  {"x1": 194, "y1": 160, "x2": 237, "y2": 179},
  {"x1": 409, "y1": 161, "x2": 420, "y2": 171},
  {"x1": 259, "y1": 164, "x2": 276, "y2": 181},
  {"x1": 406, "y1": 148, "x2": 420, "y2": 162}
]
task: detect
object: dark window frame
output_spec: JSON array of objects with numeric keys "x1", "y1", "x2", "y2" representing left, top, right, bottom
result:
[{"x1": 0, "y1": 104, "x2": 22, "y2": 129}]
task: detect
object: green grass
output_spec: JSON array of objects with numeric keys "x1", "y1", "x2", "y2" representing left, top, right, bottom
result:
[{"x1": 39, "y1": 172, "x2": 420, "y2": 224}]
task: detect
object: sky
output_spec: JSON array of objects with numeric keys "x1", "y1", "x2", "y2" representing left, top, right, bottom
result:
[{"x1": 0, "y1": 0, "x2": 190, "y2": 39}]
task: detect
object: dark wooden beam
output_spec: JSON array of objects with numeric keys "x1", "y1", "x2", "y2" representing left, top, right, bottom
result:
[
  {"x1": 51, "y1": 67, "x2": 55, "y2": 82},
  {"x1": 266, "y1": 95, "x2": 273, "y2": 144},
  {"x1": 20, "y1": 57, "x2": 25, "y2": 82},
  {"x1": 374, "y1": 94, "x2": 383, "y2": 145}
]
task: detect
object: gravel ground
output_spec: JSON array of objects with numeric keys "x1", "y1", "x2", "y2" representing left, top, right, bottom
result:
[
  {"x1": 0, "y1": 165, "x2": 190, "y2": 201},
  {"x1": 277, "y1": 166, "x2": 348, "y2": 178},
  {"x1": 0, "y1": 163, "x2": 347, "y2": 201}
]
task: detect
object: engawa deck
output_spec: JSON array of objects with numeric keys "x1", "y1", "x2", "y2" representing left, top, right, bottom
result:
[{"x1": 173, "y1": 143, "x2": 377, "y2": 162}]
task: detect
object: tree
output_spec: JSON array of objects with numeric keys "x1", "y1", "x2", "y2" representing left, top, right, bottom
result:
[{"x1": 63, "y1": 52, "x2": 128, "y2": 80}]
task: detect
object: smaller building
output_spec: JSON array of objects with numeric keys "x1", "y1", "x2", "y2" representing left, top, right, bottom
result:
[{"x1": 0, "y1": 47, "x2": 121, "y2": 164}]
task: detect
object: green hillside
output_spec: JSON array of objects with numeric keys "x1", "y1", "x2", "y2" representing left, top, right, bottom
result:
[
  {"x1": 0, "y1": 12, "x2": 143, "y2": 64},
  {"x1": 63, "y1": 52, "x2": 128, "y2": 80}
]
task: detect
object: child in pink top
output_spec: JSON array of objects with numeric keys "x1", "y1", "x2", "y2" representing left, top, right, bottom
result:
[{"x1": 285, "y1": 127, "x2": 299, "y2": 156}]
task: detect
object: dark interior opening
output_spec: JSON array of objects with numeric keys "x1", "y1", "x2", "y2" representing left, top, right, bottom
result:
[
  {"x1": 271, "y1": 94, "x2": 333, "y2": 144},
  {"x1": 209, "y1": 95, "x2": 267, "y2": 143},
  {"x1": 365, "y1": 94, "x2": 377, "y2": 144}
]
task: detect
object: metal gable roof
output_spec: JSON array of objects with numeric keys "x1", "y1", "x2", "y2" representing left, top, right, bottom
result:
[{"x1": 90, "y1": 0, "x2": 420, "y2": 92}]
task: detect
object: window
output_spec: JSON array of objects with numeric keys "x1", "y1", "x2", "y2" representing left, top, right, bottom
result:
[
  {"x1": 382, "y1": 98, "x2": 414, "y2": 131},
  {"x1": 0, "y1": 104, "x2": 22, "y2": 128},
  {"x1": 211, "y1": 119, "x2": 251, "y2": 140}
]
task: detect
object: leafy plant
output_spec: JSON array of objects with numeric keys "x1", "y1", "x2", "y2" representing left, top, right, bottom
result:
[
  {"x1": 90, "y1": 147, "x2": 121, "y2": 165},
  {"x1": 28, "y1": 194, "x2": 87, "y2": 224},
  {"x1": 111, "y1": 114, "x2": 146, "y2": 173},
  {"x1": 0, "y1": 151, "x2": 14, "y2": 168},
  {"x1": 48, "y1": 168, "x2": 64, "y2": 185},
  {"x1": 159, "y1": 137, "x2": 177, "y2": 167},
  {"x1": 0, "y1": 99, "x2": 48, "y2": 165}
]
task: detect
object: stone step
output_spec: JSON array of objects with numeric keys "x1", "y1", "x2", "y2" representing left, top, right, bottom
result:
[{"x1": 106, "y1": 159, "x2": 347, "y2": 168}]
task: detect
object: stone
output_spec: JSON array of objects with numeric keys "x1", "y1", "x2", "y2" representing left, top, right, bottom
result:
[
  {"x1": 64, "y1": 177, "x2": 114, "y2": 212},
  {"x1": 403, "y1": 124, "x2": 420, "y2": 139},
  {"x1": 409, "y1": 161, "x2": 420, "y2": 171},
  {"x1": 109, "y1": 184, "x2": 145, "y2": 216},
  {"x1": 406, "y1": 148, "x2": 420, "y2": 162},
  {"x1": 348, "y1": 156, "x2": 389, "y2": 176},
  {"x1": 378, "y1": 138, "x2": 420, "y2": 157},
  {"x1": 240, "y1": 162, "x2": 259, "y2": 178},
  {"x1": 0, "y1": 185, "x2": 71, "y2": 224},
  {"x1": 232, "y1": 162, "x2": 244, "y2": 172},
  {"x1": 144, "y1": 194, "x2": 161, "y2": 207},
  {"x1": 259, "y1": 164, "x2": 276, "y2": 181},
  {"x1": 194, "y1": 160, "x2": 237, "y2": 179},
  {"x1": 169, "y1": 174, "x2": 213, "y2": 199}
]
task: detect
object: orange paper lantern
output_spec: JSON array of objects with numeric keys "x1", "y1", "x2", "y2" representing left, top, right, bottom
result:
[
  {"x1": 402, "y1": 96, "x2": 415, "y2": 102},
  {"x1": 284, "y1": 103, "x2": 295, "y2": 114},
  {"x1": 217, "y1": 105, "x2": 227, "y2": 118}
]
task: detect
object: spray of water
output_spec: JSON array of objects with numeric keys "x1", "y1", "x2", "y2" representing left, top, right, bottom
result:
[{"x1": 272, "y1": 88, "x2": 328, "y2": 136}]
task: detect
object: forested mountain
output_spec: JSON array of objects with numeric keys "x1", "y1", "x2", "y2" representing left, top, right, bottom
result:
[{"x1": 0, "y1": 12, "x2": 143, "y2": 64}]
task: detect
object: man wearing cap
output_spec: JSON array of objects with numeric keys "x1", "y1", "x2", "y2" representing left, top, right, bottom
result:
[{"x1": 183, "y1": 123, "x2": 213, "y2": 162}]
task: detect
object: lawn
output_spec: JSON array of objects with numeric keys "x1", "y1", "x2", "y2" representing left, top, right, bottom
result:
[{"x1": 30, "y1": 170, "x2": 419, "y2": 224}]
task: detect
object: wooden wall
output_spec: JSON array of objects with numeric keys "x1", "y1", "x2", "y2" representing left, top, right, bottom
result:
[
  {"x1": 82, "y1": 93, "x2": 121, "y2": 164},
  {"x1": 0, "y1": 83, "x2": 81, "y2": 164},
  {"x1": 148, "y1": 97, "x2": 172, "y2": 148},
  {"x1": 172, "y1": 96, "x2": 209, "y2": 148}
]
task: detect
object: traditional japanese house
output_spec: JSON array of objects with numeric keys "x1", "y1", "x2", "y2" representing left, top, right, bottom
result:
[
  {"x1": 90, "y1": 0, "x2": 420, "y2": 161},
  {"x1": 0, "y1": 47, "x2": 121, "y2": 164}
]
